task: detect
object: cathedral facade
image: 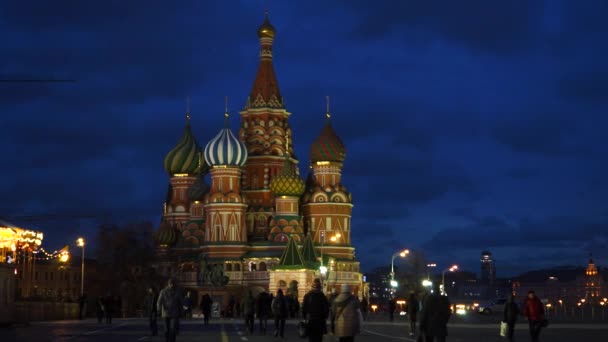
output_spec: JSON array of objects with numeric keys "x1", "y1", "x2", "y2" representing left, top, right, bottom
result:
[{"x1": 154, "y1": 14, "x2": 363, "y2": 302}]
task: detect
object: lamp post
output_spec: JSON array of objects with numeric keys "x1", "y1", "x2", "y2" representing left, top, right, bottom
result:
[
  {"x1": 426, "y1": 263, "x2": 436, "y2": 280},
  {"x1": 319, "y1": 231, "x2": 341, "y2": 293},
  {"x1": 77, "y1": 237, "x2": 85, "y2": 296},
  {"x1": 390, "y1": 249, "x2": 409, "y2": 291},
  {"x1": 441, "y1": 265, "x2": 458, "y2": 295}
]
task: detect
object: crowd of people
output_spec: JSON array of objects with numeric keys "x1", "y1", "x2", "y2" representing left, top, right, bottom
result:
[{"x1": 139, "y1": 278, "x2": 547, "y2": 342}]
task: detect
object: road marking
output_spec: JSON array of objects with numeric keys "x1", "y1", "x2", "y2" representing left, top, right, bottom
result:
[
  {"x1": 137, "y1": 337, "x2": 149, "y2": 341},
  {"x1": 364, "y1": 329, "x2": 417, "y2": 341},
  {"x1": 221, "y1": 323, "x2": 229, "y2": 342},
  {"x1": 241, "y1": 337, "x2": 248, "y2": 341},
  {"x1": 84, "y1": 322, "x2": 128, "y2": 335}
]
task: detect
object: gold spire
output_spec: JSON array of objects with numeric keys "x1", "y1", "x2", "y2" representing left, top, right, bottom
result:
[
  {"x1": 186, "y1": 96, "x2": 191, "y2": 121},
  {"x1": 326, "y1": 96, "x2": 331, "y2": 119}
]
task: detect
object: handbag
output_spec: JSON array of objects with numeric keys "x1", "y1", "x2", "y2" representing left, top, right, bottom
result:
[
  {"x1": 297, "y1": 320, "x2": 308, "y2": 338},
  {"x1": 499, "y1": 321, "x2": 507, "y2": 337}
]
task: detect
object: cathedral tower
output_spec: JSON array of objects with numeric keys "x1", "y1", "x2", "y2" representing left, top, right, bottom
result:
[
  {"x1": 302, "y1": 100, "x2": 354, "y2": 261},
  {"x1": 203, "y1": 109, "x2": 249, "y2": 259},
  {"x1": 162, "y1": 104, "x2": 207, "y2": 229},
  {"x1": 239, "y1": 12, "x2": 298, "y2": 240}
]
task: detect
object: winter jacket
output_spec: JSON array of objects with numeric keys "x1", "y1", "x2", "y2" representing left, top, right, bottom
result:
[
  {"x1": 302, "y1": 289, "x2": 329, "y2": 321},
  {"x1": 524, "y1": 296, "x2": 544, "y2": 321},
  {"x1": 157, "y1": 286, "x2": 181, "y2": 318},
  {"x1": 242, "y1": 294, "x2": 255, "y2": 316},
  {"x1": 272, "y1": 295, "x2": 288, "y2": 319},
  {"x1": 503, "y1": 298, "x2": 519, "y2": 324},
  {"x1": 420, "y1": 293, "x2": 451, "y2": 337},
  {"x1": 331, "y1": 293, "x2": 361, "y2": 337},
  {"x1": 256, "y1": 292, "x2": 272, "y2": 319}
]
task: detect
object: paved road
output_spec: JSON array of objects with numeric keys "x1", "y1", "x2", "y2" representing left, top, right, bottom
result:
[{"x1": 1, "y1": 318, "x2": 607, "y2": 342}]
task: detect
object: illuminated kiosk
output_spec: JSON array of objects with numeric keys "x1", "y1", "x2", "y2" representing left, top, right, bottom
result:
[{"x1": 0, "y1": 219, "x2": 44, "y2": 323}]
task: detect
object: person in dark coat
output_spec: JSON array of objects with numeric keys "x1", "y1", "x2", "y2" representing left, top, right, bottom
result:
[
  {"x1": 523, "y1": 290, "x2": 544, "y2": 342},
  {"x1": 95, "y1": 296, "x2": 105, "y2": 323},
  {"x1": 360, "y1": 297, "x2": 368, "y2": 321},
  {"x1": 104, "y1": 294, "x2": 114, "y2": 324},
  {"x1": 302, "y1": 279, "x2": 330, "y2": 342},
  {"x1": 419, "y1": 283, "x2": 451, "y2": 342},
  {"x1": 388, "y1": 298, "x2": 397, "y2": 322},
  {"x1": 242, "y1": 290, "x2": 256, "y2": 334},
  {"x1": 256, "y1": 290, "x2": 272, "y2": 334},
  {"x1": 157, "y1": 278, "x2": 181, "y2": 342},
  {"x1": 503, "y1": 292, "x2": 520, "y2": 342},
  {"x1": 145, "y1": 287, "x2": 159, "y2": 336},
  {"x1": 407, "y1": 292, "x2": 420, "y2": 337},
  {"x1": 200, "y1": 293, "x2": 212, "y2": 326},
  {"x1": 272, "y1": 289, "x2": 289, "y2": 338}
]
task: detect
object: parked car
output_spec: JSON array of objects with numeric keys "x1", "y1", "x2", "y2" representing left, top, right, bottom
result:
[{"x1": 477, "y1": 298, "x2": 507, "y2": 314}]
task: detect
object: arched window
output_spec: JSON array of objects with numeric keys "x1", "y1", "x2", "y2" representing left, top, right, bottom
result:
[
  {"x1": 234, "y1": 263, "x2": 241, "y2": 271},
  {"x1": 225, "y1": 264, "x2": 233, "y2": 272},
  {"x1": 259, "y1": 262, "x2": 267, "y2": 271},
  {"x1": 249, "y1": 261, "x2": 257, "y2": 272}
]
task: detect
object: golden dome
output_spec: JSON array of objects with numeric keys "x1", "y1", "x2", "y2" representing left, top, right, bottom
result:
[{"x1": 257, "y1": 12, "x2": 276, "y2": 39}]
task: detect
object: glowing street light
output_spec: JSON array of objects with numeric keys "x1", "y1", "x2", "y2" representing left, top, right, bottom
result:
[
  {"x1": 442, "y1": 265, "x2": 458, "y2": 295},
  {"x1": 390, "y1": 249, "x2": 410, "y2": 286},
  {"x1": 77, "y1": 237, "x2": 85, "y2": 296},
  {"x1": 422, "y1": 279, "x2": 433, "y2": 287}
]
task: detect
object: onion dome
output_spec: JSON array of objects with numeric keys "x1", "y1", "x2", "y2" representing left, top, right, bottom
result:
[
  {"x1": 309, "y1": 117, "x2": 346, "y2": 163},
  {"x1": 204, "y1": 111, "x2": 248, "y2": 167},
  {"x1": 270, "y1": 158, "x2": 305, "y2": 197},
  {"x1": 164, "y1": 119, "x2": 204, "y2": 175},
  {"x1": 187, "y1": 173, "x2": 209, "y2": 201},
  {"x1": 257, "y1": 11, "x2": 276, "y2": 39},
  {"x1": 155, "y1": 221, "x2": 177, "y2": 246}
]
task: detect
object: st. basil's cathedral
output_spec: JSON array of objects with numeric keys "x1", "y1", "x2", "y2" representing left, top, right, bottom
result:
[{"x1": 154, "y1": 13, "x2": 364, "y2": 303}]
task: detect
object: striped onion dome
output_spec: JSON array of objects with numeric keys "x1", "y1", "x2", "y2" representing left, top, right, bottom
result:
[
  {"x1": 155, "y1": 221, "x2": 177, "y2": 246},
  {"x1": 187, "y1": 173, "x2": 209, "y2": 201},
  {"x1": 204, "y1": 126, "x2": 248, "y2": 167},
  {"x1": 309, "y1": 118, "x2": 346, "y2": 163},
  {"x1": 270, "y1": 158, "x2": 305, "y2": 197},
  {"x1": 163, "y1": 121, "x2": 205, "y2": 175}
]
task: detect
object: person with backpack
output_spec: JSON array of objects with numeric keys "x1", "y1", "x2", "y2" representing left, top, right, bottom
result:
[
  {"x1": 302, "y1": 278, "x2": 330, "y2": 342},
  {"x1": 331, "y1": 284, "x2": 361, "y2": 342},
  {"x1": 272, "y1": 289, "x2": 289, "y2": 338}
]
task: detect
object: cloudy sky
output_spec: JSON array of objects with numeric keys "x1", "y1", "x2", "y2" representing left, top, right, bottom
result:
[{"x1": 1, "y1": 0, "x2": 606, "y2": 276}]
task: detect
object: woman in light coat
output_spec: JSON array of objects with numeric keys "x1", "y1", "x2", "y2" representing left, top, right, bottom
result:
[{"x1": 331, "y1": 284, "x2": 361, "y2": 342}]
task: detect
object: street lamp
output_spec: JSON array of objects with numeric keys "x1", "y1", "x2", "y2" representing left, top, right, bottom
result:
[
  {"x1": 441, "y1": 265, "x2": 458, "y2": 295},
  {"x1": 319, "y1": 231, "x2": 340, "y2": 293},
  {"x1": 426, "y1": 263, "x2": 437, "y2": 280},
  {"x1": 77, "y1": 237, "x2": 85, "y2": 296},
  {"x1": 390, "y1": 249, "x2": 410, "y2": 289}
]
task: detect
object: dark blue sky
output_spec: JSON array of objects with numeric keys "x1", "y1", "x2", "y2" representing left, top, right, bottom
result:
[{"x1": 1, "y1": 1, "x2": 607, "y2": 276}]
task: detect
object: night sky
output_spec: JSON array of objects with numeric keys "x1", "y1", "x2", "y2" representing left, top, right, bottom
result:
[{"x1": 1, "y1": 1, "x2": 607, "y2": 277}]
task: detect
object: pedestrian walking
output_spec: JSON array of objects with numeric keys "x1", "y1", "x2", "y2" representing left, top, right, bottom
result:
[
  {"x1": 182, "y1": 291, "x2": 193, "y2": 319},
  {"x1": 272, "y1": 289, "x2": 289, "y2": 338},
  {"x1": 330, "y1": 284, "x2": 362, "y2": 342},
  {"x1": 302, "y1": 278, "x2": 330, "y2": 342},
  {"x1": 243, "y1": 289, "x2": 256, "y2": 334},
  {"x1": 360, "y1": 296, "x2": 369, "y2": 321},
  {"x1": 104, "y1": 294, "x2": 114, "y2": 324},
  {"x1": 256, "y1": 290, "x2": 272, "y2": 335},
  {"x1": 407, "y1": 292, "x2": 420, "y2": 337},
  {"x1": 524, "y1": 290, "x2": 545, "y2": 342},
  {"x1": 95, "y1": 296, "x2": 104, "y2": 324},
  {"x1": 200, "y1": 293, "x2": 212, "y2": 326},
  {"x1": 145, "y1": 287, "x2": 159, "y2": 336},
  {"x1": 503, "y1": 292, "x2": 519, "y2": 341},
  {"x1": 419, "y1": 283, "x2": 451, "y2": 342},
  {"x1": 157, "y1": 278, "x2": 181, "y2": 342},
  {"x1": 388, "y1": 297, "x2": 397, "y2": 322}
]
